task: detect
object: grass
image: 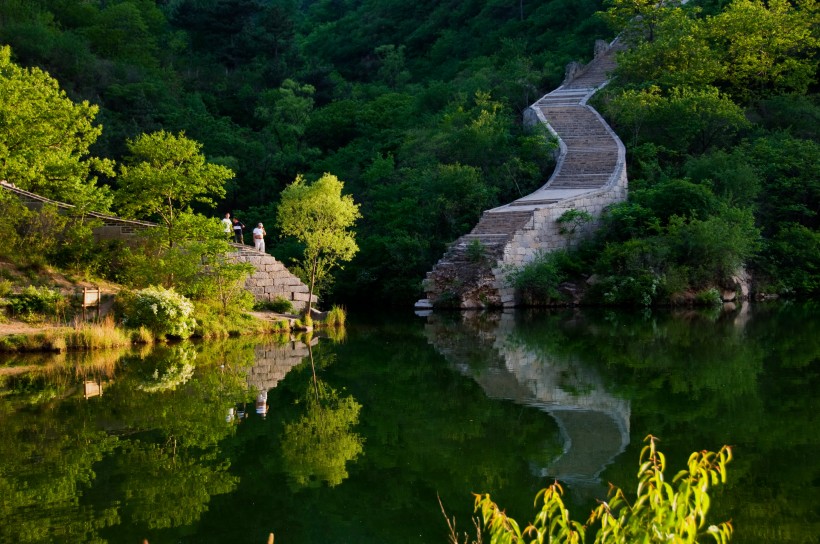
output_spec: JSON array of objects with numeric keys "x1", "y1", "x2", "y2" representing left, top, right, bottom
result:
[
  {"x1": 323, "y1": 305, "x2": 347, "y2": 328},
  {"x1": 65, "y1": 316, "x2": 131, "y2": 350},
  {"x1": 1, "y1": 299, "x2": 304, "y2": 353}
]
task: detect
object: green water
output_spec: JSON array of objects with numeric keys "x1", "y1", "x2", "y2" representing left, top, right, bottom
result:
[{"x1": 0, "y1": 302, "x2": 818, "y2": 543}]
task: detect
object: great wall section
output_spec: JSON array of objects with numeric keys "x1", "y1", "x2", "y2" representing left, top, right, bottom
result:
[
  {"x1": 0, "y1": 180, "x2": 315, "y2": 311},
  {"x1": 417, "y1": 39, "x2": 627, "y2": 310}
]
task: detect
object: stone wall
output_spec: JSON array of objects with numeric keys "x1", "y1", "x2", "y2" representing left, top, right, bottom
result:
[
  {"x1": 232, "y1": 247, "x2": 316, "y2": 312},
  {"x1": 0, "y1": 180, "x2": 155, "y2": 241},
  {"x1": 493, "y1": 162, "x2": 627, "y2": 306}
]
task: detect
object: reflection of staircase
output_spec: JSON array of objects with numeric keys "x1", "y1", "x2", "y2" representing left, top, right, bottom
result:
[
  {"x1": 246, "y1": 338, "x2": 316, "y2": 393},
  {"x1": 424, "y1": 312, "x2": 630, "y2": 490},
  {"x1": 418, "y1": 39, "x2": 628, "y2": 310}
]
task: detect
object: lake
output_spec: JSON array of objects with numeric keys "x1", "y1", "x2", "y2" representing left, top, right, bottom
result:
[{"x1": 1, "y1": 302, "x2": 818, "y2": 543}]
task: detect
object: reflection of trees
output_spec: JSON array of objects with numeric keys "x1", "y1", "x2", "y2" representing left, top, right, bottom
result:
[
  {"x1": 0, "y1": 396, "x2": 119, "y2": 543},
  {"x1": 188, "y1": 322, "x2": 564, "y2": 543},
  {"x1": 135, "y1": 344, "x2": 197, "y2": 393},
  {"x1": 95, "y1": 344, "x2": 250, "y2": 532},
  {"x1": 279, "y1": 343, "x2": 363, "y2": 490},
  {"x1": 0, "y1": 339, "x2": 259, "y2": 542},
  {"x1": 280, "y1": 380, "x2": 363, "y2": 489},
  {"x1": 507, "y1": 304, "x2": 820, "y2": 543},
  {"x1": 108, "y1": 443, "x2": 236, "y2": 530}
]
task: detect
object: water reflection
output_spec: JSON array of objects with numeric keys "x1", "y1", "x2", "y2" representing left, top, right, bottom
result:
[
  {"x1": 424, "y1": 311, "x2": 630, "y2": 497},
  {"x1": 1, "y1": 304, "x2": 817, "y2": 543},
  {"x1": 246, "y1": 336, "x2": 315, "y2": 394}
]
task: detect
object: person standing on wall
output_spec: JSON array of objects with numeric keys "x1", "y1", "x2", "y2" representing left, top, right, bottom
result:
[
  {"x1": 221, "y1": 212, "x2": 232, "y2": 238},
  {"x1": 232, "y1": 217, "x2": 245, "y2": 244},
  {"x1": 253, "y1": 222, "x2": 267, "y2": 252}
]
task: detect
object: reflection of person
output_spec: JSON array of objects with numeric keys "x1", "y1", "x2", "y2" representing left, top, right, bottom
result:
[
  {"x1": 253, "y1": 222, "x2": 267, "y2": 252},
  {"x1": 232, "y1": 217, "x2": 245, "y2": 244},
  {"x1": 256, "y1": 390, "x2": 269, "y2": 417},
  {"x1": 221, "y1": 213, "x2": 232, "y2": 237}
]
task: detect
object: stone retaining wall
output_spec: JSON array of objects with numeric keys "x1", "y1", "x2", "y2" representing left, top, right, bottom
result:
[{"x1": 232, "y1": 248, "x2": 316, "y2": 312}]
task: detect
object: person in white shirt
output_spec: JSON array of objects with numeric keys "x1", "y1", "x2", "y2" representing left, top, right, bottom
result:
[
  {"x1": 253, "y1": 222, "x2": 267, "y2": 252},
  {"x1": 221, "y1": 213, "x2": 232, "y2": 237}
]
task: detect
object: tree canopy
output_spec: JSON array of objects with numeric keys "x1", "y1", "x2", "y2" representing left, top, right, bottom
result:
[
  {"x1": 277, "y1": 173, "x2": 361, "y2": 314},
  {"x1": 0, "y1": 0, "x2": 817, "y2": 303},
  {"x1": 0, "y1": 45, "x2": 112, "y2": 210},
  {"x1": 116, "y1": 130, "x2": 234, "y2": 244}
]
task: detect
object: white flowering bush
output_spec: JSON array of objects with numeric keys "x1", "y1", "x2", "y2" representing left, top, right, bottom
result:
[{"x1": 124, "y1": 286, "x2": 197, "y2": 339}]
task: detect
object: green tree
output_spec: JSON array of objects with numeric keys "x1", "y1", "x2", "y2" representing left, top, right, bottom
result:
[
  {"x1": 277, "y1": 173, "x2": 361, "y2": 315},
  {"x1": 601, "y1": 0, "x2": 685, "y2": 43},
  {"x1": 603, "y1": 85, "x2": 749, "y2": 155},
  {"x1": 253, "y1": 79, "x2": 320, "y2": 194},
  {"x1": 709, "y1": 0, "x2": 819, "y2": 101},
  {"x1": 0, "y1": 45, "x2": 113, "y2": 210},
  {"x1": 119, "y1": 212, "x2": 254, "y2": 312},
  {"x1": 116, "y1": 130, "x2": 233, "y2": 247}
]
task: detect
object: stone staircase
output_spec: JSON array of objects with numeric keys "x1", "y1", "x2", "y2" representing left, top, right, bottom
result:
[
  {"x1": 231, "y1": 245, "x2": 316, "y2": 311},
  {"x1": 417, "y1": 39, "x2": 628, "y2": 309}
]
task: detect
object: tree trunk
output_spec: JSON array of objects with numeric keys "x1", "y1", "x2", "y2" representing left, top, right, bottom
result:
[{"x1": 307, "y1": 257, "x2": 318, "y2": 317}]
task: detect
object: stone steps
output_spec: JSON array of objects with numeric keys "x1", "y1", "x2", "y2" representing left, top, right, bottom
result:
[
  {"x1": 470, "y1": 210, "x2": 534, "y2": 235},
  {"x1": 417, "y1": 39, "x2": 626, "y2": 309},
  {"x1": 231, "y1": 250, "x2": 316, "y2": 311}
]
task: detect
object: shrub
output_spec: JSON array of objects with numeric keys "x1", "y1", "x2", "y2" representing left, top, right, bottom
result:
[
  {"x1": 7, "y1": 286, "x2": 68, "y2": 322},
  {"x1": 695, "y1": 287, "x2": 723, "y2": 307},
  {"x1": 466, "y1": 436, "x2": 733, "y2": 544},
  {"x1": 466, "y1": 239, "x2": 486, "y2": 263},
  {"x1": 507, "y1": 250, "x2": 576, "y2": 303},
  {"x1": 254, "y1": 296, "x2": 294, "y2": 314},
  {"x1": 556, "y1": 208, "x2": 593, "y2": 237},
  {"x1": 122, "y1": 286, "x2": 197, "y2": 339},
  {"x1": 666, "y1": 209, "x2": 760, "y2": 286},
  {"x1": 588, "y1": 273, "x2": 661, "y2": 307}
]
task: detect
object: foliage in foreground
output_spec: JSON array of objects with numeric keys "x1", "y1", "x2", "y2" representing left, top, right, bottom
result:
[{"x1": 463, "y1": 436, "x2": 733, "y2": 543}]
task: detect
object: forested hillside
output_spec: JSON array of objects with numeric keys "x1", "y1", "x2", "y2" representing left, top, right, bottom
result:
[{"x1": 1, "y1": 0, "x2": 817, "y2": 306}]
